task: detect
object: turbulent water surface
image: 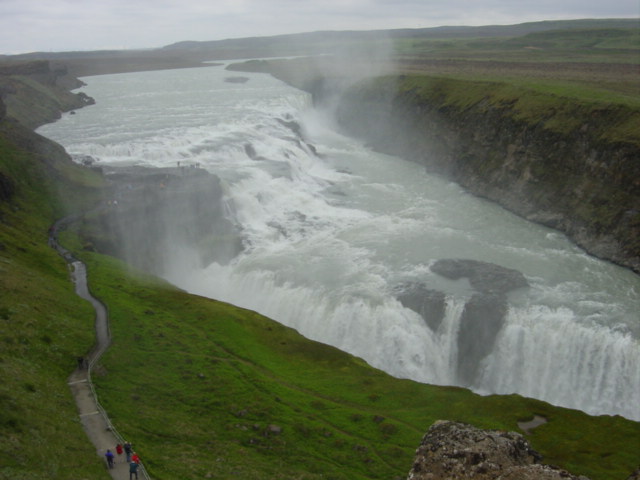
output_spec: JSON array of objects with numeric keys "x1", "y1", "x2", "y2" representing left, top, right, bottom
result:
[{"x1": 38, "y1": 64, "x2": 640, "y2": 421}]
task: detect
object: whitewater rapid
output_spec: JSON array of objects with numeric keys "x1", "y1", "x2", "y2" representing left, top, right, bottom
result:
[{"x1": 38, "y1": 64, "x2": 640, "y2": 421}]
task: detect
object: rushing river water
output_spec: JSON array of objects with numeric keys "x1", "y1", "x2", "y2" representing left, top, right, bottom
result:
[{"x1": 38, "y1": 63, "x2": 640, "y2": 421}]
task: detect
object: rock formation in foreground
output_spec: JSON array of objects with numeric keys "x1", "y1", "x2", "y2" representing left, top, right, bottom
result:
[{"x1": 407, "y1": 421, "x2": 589, "y2": 480}]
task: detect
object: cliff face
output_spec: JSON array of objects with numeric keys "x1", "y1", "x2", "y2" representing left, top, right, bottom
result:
[
  {"x1": 0, "y1": 60, "x2": 94, "y2": 129},
  {"x1": 78, "y1": 165, "x2": 243, "y2": 277},
  {"x1": 328, "y1": 76, "x2": 640, "y2": 273}
]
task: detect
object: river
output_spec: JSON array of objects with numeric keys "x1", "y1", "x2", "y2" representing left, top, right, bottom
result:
[{"x1": 37, "y1": 63, "x2": 640, "y2": 421}]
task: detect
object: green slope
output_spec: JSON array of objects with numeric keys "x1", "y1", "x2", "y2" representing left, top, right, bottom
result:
[
  {"x1": 65, "y1": 239, "x2": 640, "y2": 479},
  {"x1": 0, "y1": 120, "x2": 108, "y2": 479}
]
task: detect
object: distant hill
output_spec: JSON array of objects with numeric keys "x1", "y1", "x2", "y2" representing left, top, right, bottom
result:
[
  {"x1": 161, "y1": 18, "x2": 639, "y2": 52},
  {"x1": 1, "y1": 18, "x2": 636, "y2": 63}
]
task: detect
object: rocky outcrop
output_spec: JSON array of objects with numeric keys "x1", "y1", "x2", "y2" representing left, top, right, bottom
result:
[
  {"x1": 430, "y1": 259, "x2": 528, "y2": 384},
  {"x1": 396, "y1": 283, "x2": 447, "y2": 331},
  {"x1": 396, "y1": 259, "x2": 528, "y2": 385},
  {"x1": 79, "y1": 165, "x2": 242, "y2": 277},
  {"x1": 430, "y1": 259, "x2": 528, "y2": 295},
  {"x1": 438, "y1": 260, "x2": 527, "y2": 384},
  {"x1": 407, "y1": 421, "x2": 589, "y2": 480}
]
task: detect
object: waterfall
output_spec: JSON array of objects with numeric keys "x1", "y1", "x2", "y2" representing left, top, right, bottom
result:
[{"x1": 37, "y1": 64, "x2": 640, "y2": 421}]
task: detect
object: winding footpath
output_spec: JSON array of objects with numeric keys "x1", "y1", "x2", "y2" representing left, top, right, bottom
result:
[{"x1": 50, "y1": 218, "x2": 150, "y2": 480}]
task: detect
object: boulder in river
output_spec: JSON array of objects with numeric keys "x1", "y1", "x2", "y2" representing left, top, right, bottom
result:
[{"x1": 430, "y1": 258, "x2": 529, "y2": 295}]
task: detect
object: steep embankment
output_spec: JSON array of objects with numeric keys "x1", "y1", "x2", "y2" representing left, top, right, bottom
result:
[
  {"x1": 0, "y1": 59, "x2": 94, "y2": 129},
  {"x1": 0, "y1": 99, "x2": 109, "y2": 478},
  {"x1": 333, "y1": 75, "x2": 640, "y2": 273}
]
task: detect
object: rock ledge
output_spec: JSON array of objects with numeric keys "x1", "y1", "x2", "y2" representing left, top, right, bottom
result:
[{"x1": 407, "y1": 421, "x2": 589, "y2": 480}]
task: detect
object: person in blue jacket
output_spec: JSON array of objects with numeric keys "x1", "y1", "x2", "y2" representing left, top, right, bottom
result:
[
  {"x1": 104, "y1": 449, "x2": 114, "y2": 469},
  {"x1": 129, "y1": 460, "x2": 139, "y2": 479}
]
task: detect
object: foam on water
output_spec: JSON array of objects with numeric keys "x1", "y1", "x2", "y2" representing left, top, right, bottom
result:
[{"x1": 38, "y1": 64, "x2": 640, "y2": 421}]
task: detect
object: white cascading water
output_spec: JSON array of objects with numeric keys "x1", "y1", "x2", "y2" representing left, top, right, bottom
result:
[{"x1": 38, "y1": 64, "x2": 640, "y2": 421}]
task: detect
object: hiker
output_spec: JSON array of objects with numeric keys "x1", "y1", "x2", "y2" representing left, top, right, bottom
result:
[
  {"x1": 105, "y1": 449, "x2": 114, "y2": 469},
  {"x1": 77, "y1": 357, "x2": 85, "y2": 370},
  {"x1": 129, "y1": 460, "x2": 139, "y2": 480},
  {"x1": 124, "y1": 441, "x2": 132, "y2": 462},
  {"x1": 116, "y1": 443, "x2": 123, "y2": 458},
  {"x1": 131, "y1": 452, "x2": 140, "y2": 464}
]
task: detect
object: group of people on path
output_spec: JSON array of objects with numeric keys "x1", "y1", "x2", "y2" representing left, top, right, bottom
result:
[{"x1": 104, "y1": 440, "x2": 141, "y2": 479}]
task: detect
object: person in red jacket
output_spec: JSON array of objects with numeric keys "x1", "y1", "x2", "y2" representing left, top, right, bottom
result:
[
  {"x1": 131, "y1": 452, "x2": 140, "y2": 464},
  {"x1": 116, "y1": 443, "x2": 123, "y2": 457}
]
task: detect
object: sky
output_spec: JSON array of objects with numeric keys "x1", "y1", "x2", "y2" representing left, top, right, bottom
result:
[{"x1": 1, "y1": 0, "x2": 638, "y2": 55}]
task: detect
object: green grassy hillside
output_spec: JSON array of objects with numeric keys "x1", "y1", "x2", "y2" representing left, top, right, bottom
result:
[
  {"x1": 2, "y1": 112, "x2": 639, "y2": 480},
  {"x1": 0, "y1": 120, "x2": 107, "y2": 479},
  {"x1": 59, "y1": 245, "x2": 639, "y2": 480}
]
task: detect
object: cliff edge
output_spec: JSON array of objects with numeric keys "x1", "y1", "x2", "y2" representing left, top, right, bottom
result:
[
  {"x1": 333, "y1": 75, "x2": 640, "y2": 273},
  {"x1": 0, "y1": 59, "x2": 94, "y2": 129}
]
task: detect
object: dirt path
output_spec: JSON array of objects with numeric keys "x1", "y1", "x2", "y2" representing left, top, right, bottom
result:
[{"x1": 50, "y1": 220, "x2": 149, "y2": 479}]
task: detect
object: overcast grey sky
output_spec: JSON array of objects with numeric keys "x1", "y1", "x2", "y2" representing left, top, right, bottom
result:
[{"x1": 1, "y1": 0, "x2": 638, "y2": 55}]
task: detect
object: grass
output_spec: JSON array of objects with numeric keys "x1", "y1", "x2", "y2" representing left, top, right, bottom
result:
[
  {"x1": 389, "y1": 26, "x2": 640, "y2": 103},
  {"x1": 0, "y1": 123, "x2": 108, "y2": 480},
  {"x1": 371, "y1": 74, "x2": 640, "y2": 145},
  {"x1": 51, "y1": 244, "x2": 638, "y2": 480},
  {"x1": 392, "y1": 27, "x2": 640, "y2": 64}
]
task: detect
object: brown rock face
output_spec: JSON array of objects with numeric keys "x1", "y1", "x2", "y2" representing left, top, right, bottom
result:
[{"x1": 407, "y1": 421, "x2": 589, "y2": 480}]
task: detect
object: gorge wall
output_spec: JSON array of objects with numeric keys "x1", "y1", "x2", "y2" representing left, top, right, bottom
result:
[
  {"x1": 240, "y1": 59, "x2": 640, "y2": 274},
  {"x1": 330, "y1": 75, "x2": 640, "y2": 274}
]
